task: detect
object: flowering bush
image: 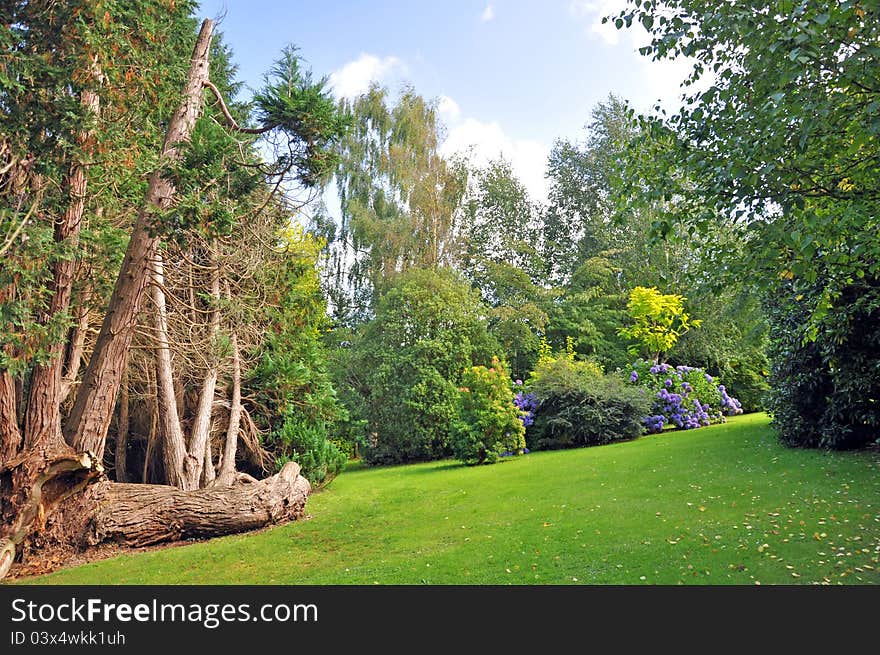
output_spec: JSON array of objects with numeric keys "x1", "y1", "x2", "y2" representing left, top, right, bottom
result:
[
  {"x1": 628, "y1": 361, "x2": 742, "y2": 434},
  {"x1": 452, "y1": 359, "x2": 526, "y2": 465}
]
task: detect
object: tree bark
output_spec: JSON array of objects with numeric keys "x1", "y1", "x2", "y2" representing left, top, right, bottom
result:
[
  {"x1": 60, "y1": 297, "x2": 90, "y2": 403},
  {"x1": 142, "y1": 367, "x2": 159, "y2": 484},
  {"x1": 185, "y1": 261, "x2": 221, "y2": 488},
  {"x1": 0, "y1": 371, "x2": 22, "y2": 465},
  {"x1": 202, "y1": 437, "x2": 216, "y2": 487},
  {"x1": 115, "y1": 369, "x2": 129, "y2": 483},
  {"x1": 2, "y1": 460, "x2": 310, "y2": 580},
  {"x1": 152, "y1": 251, "x2": 190, "y2": 489},
  {"x1": 216, "y1": 332, "x2": 242, "y2": 486},
  {"x1": 65, "y1": 19, "x2": 215, "y2": 455},
  {"x1": 23, "y1": 59, "x2": 101, "y2": 456},
  {"x1": 0, "y1": 451, "x2": 103, "y2": 580}
]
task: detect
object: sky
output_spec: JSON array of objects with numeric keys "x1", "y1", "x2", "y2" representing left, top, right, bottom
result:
[{"x1": 196, "y1": 0, "x2": 693, "y2": 203}]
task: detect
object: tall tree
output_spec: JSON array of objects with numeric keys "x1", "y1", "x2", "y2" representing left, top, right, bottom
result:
[
  {"x1": 460, "y1": 159, "x2": 547, "y2": 379},
  {"x1": 611, "y1": 0, "x2": 880, "y2": 329},
  {"x1": 326, "y1": 85, "x2": 467, "y2": 322}
]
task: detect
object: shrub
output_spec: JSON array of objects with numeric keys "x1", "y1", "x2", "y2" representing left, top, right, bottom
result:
[
  {"x1": 627, "y1": 360, "x2": 741, "y2": 434},
  {"x1": 765, "y1": 278, "x2": 880, "y2": 450},
  {"x1": 273, "y1": 413, "x2": 347, "y2": 487},
  {"x1": 452, "y1": 360, "x2": 526, "y2": 465},
  {"x1": 526, "y1": 356, "x2": 649, "y2": 450},
  {"x1": 528, "y1": 337, "x2": 604, "y2": 389}
]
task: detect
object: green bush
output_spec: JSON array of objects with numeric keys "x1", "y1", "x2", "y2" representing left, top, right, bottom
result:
[
  {"x1": 527, "y1": 356, "x2": 649, "y2": 450},
  {"x1": 273, "y1": 413, "x2": 347, "y2": 487},
  {"x1": 528, "y1": 348, "x2": 604, "y2": 391},
  {"x1": 452, "y1": 359, "x2": 526, "y2": 465},
  {"x1": 766, "y1": 278, "x2": 880, "y2": 450}
]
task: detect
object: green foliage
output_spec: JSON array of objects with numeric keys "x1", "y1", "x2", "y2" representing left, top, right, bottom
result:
[
  {"x1": 161, "y1": 112, "x2": 260, "y2": 241},
  {"x1": 528, "y1": 373, "x2": 649, "y2": 452},
  {"x1": 248, "y1": 225, "x2": 347, "y2": 482},
  {"x1": 525, "y1": 351, "x2": 647, "y2": 451},
  {"x1": 327, "y1": 85, "x2": 467, "y2": 323},
  {"x1": 452, "y1": 359, "x2": 526, "y2": 465},
  {"x1": 618, "y1": 286, "x2": 700, "y2": 363},
  {"x1": 462, "y1": 159, "x2": 543, "y2": 288},
  {"x1": 1, "y1": 0, "x2": 200, "y2": 373},
  {"x1": 528, "y1": 341, "x2": 604, "y2": 390},
  {"x1": 543, "y1": 256, "x2": 630, "y2": 371},
  {"x1": 673, "y1": 291, "x2": 770, "y2": 412},
  {"x1": 338, "y1": 268, "x2": 499, "y2": 465},
  {"x1": 765, "y1": 277, "x2": 880, "y2": 450},
  {"x1": 611, "y1": 1, "x2": 879, "y2": 447},
  {"x1": 252, "y1": 46, "x2": 349, "y2": 187},
  {"x1": 273, "y1": 412, "x2": 346, "y2": 487},
  {"x1": 612, "y1": 0, "x2": 880, "y2": 339},
  {"x1": 460, "y1": 160, "x2": 548, "y2": 380}
]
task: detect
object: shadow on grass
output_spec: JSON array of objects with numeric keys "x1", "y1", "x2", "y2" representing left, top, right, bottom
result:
[
  {"x1": 402, "y1": 460, "x2": 468, "y2": 475},
  {"x1": 339, "y1": 458, "x2": 467, "y2": 477}
]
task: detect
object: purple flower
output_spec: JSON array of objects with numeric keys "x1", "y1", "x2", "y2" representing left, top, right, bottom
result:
[{"x1": 630, "y1": 371, "x2": 638, "y2": 382}]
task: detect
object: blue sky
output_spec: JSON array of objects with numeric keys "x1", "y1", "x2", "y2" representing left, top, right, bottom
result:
[{"x1": 197, "y1": 1, "x2": 692, "y2": 201}]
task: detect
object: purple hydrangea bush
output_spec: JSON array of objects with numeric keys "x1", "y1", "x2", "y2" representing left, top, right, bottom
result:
[{"x1": 628, "y1": 361, "x2": 743, "y2": 434}]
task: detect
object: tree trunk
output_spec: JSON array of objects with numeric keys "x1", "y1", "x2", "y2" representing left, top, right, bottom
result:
[
  {"x1": 216, "y1": 332, "x2": 241, "y2": 486},
  {"x1": 0, "y1": 19, "x2": 220, "y2": 583},
  {"x1": 142, "y1": 367, "x2": 159, "y2": 484},
  {"x1": 185, "y1": 261, "x2": 221, "y2": 488},
  {"x1": 60, "y1": 297, "x2": 90, "y2": 403},
  {"x1": 2, "y1": 460, "x2": 310, "y2": 579},
  {"x1": 88, "y1": 462, "x2": 309, "y2": 548},
  {"x1": 0, "y1": 371, "x2": 22, "y2": 465},
  {"x1": 152, "y1": 251, "x2": 190, "y2": 488},
  {"x1": 0, "y1": 451, "x2": 103, "y2": 580},
  {"x1": 202, "y1": 437, "x2": 216, "y2": 487},
  {"x1": 24, "y1": 61, "x2": 101, "y2": 456},
  {"x1": 65, "y1": 19, "x2": 215, "y2": 455},
  {"x1": 115, "y1": 369, "x2": 129, "y2": 483}
]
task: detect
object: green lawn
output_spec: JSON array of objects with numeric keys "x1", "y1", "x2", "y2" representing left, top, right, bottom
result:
[{"x1": 21, "y1": 413, "x2": 880, "y2": 585}]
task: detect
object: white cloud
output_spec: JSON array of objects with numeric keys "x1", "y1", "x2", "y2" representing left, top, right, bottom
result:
[
  {"x1": 329, "y1": 54, "x2": 404, "y2": 100},
  {"x1": 440, "y1": 113, "x2": 550, "y2": 204},
  {"x1": 481, "y1": 4, "x2": 495, "y2": 22},
  {"x1": 568, "y1": 0, "x2": 710, "y2": 113},
  {"x1": 569, "y1": 0, "x2": 624, "y2": 45},
  {"x1": 437, "y1": 95, "x2": 461, "y2": 122}
]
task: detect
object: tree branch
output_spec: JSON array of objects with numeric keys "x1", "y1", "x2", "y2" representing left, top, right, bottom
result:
[{"x1": 202, "y1": 80, "x2": 275, "y2": 135}]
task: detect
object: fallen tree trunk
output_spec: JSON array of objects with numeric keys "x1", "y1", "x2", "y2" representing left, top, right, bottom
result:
[{"x1": 88, "y1": 462, "x2": 310, "y2": 547}]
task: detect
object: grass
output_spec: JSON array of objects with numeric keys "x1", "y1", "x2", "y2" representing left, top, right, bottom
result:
[{"x1": 21, "y1": 413, "x2": 880, "y2": 585}]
